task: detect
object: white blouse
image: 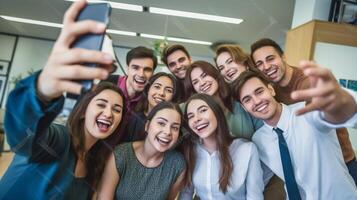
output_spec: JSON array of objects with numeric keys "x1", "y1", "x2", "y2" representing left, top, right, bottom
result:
[{"x1": 179, "y1": 139, "x2": 264, "y2": 200}]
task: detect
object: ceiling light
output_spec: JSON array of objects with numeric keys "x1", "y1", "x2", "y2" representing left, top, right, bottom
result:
[
  {"x1": 140, "y1": 33, "x2": 166, "y2": 40},
  {"x1": 107, "y1": 29, "x2": 136, "y2": 36},
  {"x1": 149, "y1": 7, "x2": 243, "y2": 24},
  {"x1": 0, "y1": 15, "x2": 63, "y2": 28},
  {"x1": 65, "y1": 0, "x2": 143, "y2": 12},
  {"x1": 140, "y1": 33, "x2": 212, "y2": 45},
  {"x1": 167, "y1": 37, "x2": 212, "y2": 45},
  {"x1": 1, "y1": 15, "x2": 212, "y2": 45}
]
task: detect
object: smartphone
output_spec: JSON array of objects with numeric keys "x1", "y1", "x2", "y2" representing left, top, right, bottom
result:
[{"x1": 71, "y1": 3, "x2": 111, "y2": 93}]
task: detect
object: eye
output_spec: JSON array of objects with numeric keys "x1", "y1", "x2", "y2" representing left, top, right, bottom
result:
[
  {"x1": 165, "y1": 88, "x2": 173, "y2": 93},
  {"x1": 218, "y1": 65, "x2": 224, "y2": 71},
  {"x1": 192, "y1": 80, "x2": 198, "y2": 85},
  {"x1": 267, "y1": 56, "x2": 274, "y2": 62},
  {"x1": 172, "y1": 126, "x2": 180, "y2": 131},
  {"x1": 242, "y1": 97, "x2": 251, "y2": 104},
  {"x1": 199, "y1": 108, "x2": 208, "y2": 113},
  {"x1": 201, "y1": 72, "x2": 207, "y2": 78},
  {"x1": 144, "y1": 67, "x2": 153, "y2": 73},
  {"x1": 153, "y1": 85, "x2": 161, "y2": 89},
  {"x1": 112, "y1": 107, "x2": 122, "y2": 114},
  {"x1": 255, "y1": 62, "x2": 262, "y2": 68},
  {"x1": 187, "y1": 114, "x2": 194, "y2": 120},
  {"x1": 178, "y1": 57, "x2": 186, "y2": 63},
  {"x1": 157, "y1": 121, "x2": 166, "y2": 127},
  {"x1": 97, "y1": 103, "x2": 106, "y2": 108},
  {"x1": 227, "y1": 59, "x2": 233, "y2": 64}
]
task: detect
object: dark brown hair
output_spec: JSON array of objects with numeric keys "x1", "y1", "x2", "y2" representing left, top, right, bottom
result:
[
  {"x1": 231, "y1": 70, "x2": 271, "y2": 102},
  {"x1": 67, "y1": 82, "x2": 126, "y2": 188},
  {"x1": 184, "y1": 60, "x2": 233, "y2": 112},
  {"x1": 183, "y1": 93, "x2": 233, "y2": 193},
  {"x1": 126, "y1": 46, "x2": 157, "y2": 70},
  {"x1": 250, "y1": 38, "x2": 284, "y2": 59},
  {"x1": 215, "y1": 44, "x2": 255, "y2": 70},
  {"x1": 135, "y1": 72, "x2": 180, "y2": 113},
  {"x1": 161, "y1": 44, "x2": 191, "y2": 66}
]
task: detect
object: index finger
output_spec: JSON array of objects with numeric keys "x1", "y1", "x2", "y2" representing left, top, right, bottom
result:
[{"x1": 63, "y1": 0, "x2": 86, "y2": 25}]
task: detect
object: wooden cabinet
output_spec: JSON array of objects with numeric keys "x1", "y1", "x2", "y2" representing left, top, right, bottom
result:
[{"x1": 284, "y1": 20, "x2": 357, "y2": 66}]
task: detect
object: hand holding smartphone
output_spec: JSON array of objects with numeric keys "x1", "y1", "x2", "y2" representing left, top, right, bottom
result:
[{"x1": 71, "y1": 2, "x2": 112, "y2": 92}]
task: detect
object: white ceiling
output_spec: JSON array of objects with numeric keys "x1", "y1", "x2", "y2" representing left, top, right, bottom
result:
[{"x1": 0, "y1": 0, "x2": 295, "y2": 57}]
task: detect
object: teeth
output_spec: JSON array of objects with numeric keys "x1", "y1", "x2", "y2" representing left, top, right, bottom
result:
[
  {"x1": 154, "y1": 97, "x2": 164, "y2": 103},
  {"x1": 195, "y1": 123, "x2": 208, "y2": 131},
  {"x1": 227, "y1": 69, "x2": 236, "y2": 78},
  {"x1": 267, "y1": 69, "x2": 277, "y2": 76},
  {"x1": 97, "y1": 119, "x2": 112, "y2": 126},
  {"x1": 156, "y1": 136, "x2": 171, "y2": 145},
  {"x1": 135, "y1": 77, "x2": 146, "y2": 84},
  {"x1": 256, "y1": 104, "x2": 267, "y2": 112},
  {"x1": 201, "y1": 84, "x2": 211, "y2": 92}
]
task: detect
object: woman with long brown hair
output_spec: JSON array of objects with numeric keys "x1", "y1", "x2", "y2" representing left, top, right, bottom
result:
[
  {"x1": 123, "y1": 72, "x2": 179, "y2": 142},
  {"x1": 0, "y1": 1, "x2": 125, "y2": 199},
  {"x1": 184, "y1": 60, "x2": 262, "y2": 139},
  {"x1": 179, "y1": 94, "x2": 263, "y2": 199},
  {"x1": 97, "y1": 102, "x2": 186, "y2": 200}
]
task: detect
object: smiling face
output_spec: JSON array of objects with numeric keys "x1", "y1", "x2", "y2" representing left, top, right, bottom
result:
[
  {"x1": 167, "y1": 50, "x2": 192, "y2": 79},
  {"x1": 84, "y1": 89, "x2": 124, "y2": 141},
  {"x1": 187, "y1": 99, "x2": 217, "y2": 140},
  {"x1": 190, "y1": 67, "x2": 219, "y2": 96},
  {"x1": 126, "y1": 57, "x2": 154, "y2": 94},
  {"x1": 146, "y1": 108, "x2": 181, "y2": 152},
  {"x1": 147, "y1": 76, "x2": 174, "y2": 111},
  {"x1": 239, "y1": 77, "x2": 281, "y2": 125},
  {"x1": 252, "y1": 46, "x2": 286, "y2": 83},
  {"x1": 216, "y1": 51, "x2": 248, "y2": 83}
]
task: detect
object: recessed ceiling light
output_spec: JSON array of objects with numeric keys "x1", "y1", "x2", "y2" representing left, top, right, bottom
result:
[
  {"x1": 148, "y1": 7, "x2": 243, "y2": 24},
  {"x1": 1, "y1": 15, "x2": 212, "y2": 45},
  {"x1": 65, "y1": 0, "x2": 143, "y2": 12},
  {"x1": 0, "y1": 15, "x2": 63, "y2": 28},
  {"x1": 140, "y1": 33, "x2": 212, "y2": 46}
]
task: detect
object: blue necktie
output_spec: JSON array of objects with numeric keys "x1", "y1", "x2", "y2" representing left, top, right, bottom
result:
[{"x1": 273, "y1": 127, "x2": 302, "y2": 200}]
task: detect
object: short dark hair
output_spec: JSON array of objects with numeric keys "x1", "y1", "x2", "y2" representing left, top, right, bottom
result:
[
  {"x1": 231, "y1": 69, "x2": 271, "y2": 102},
  {"x1": 250, "y1": 38, "x2": 284, "y2": 58},
  {"x1": 161, "y1": 44, "x2": 191, "y2": 66},
  {"x1": 126, "y1": 46, "x2": 157, "y2": 70}
]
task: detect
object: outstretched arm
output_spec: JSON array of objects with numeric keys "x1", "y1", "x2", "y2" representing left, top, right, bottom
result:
[
  {"x1": 291, "y1": 61, "x2": 357, "y2": 124},
  {"x1": 168, "y1": 170, "x2": 186, "y2": 200}
]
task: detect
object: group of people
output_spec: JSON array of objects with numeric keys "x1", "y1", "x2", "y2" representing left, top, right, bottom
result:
[{"x1": 0, "y1": 1, "x2": 357, "y2": 199}]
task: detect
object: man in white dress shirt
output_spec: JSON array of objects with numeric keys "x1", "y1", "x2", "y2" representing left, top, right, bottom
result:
[{"x1": 232, "y1": 61, "x2": 357, "y2": 199}]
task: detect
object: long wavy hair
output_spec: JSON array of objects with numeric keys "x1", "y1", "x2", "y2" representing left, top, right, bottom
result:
[
  {"x1": 67, "y1": 82, "x2": 126, "y2": 188},
  {"x1": 184, "y1": 60, "x2": 233, "y2": 112},
  {"x1": 135, "y1": 72, "x2": 179, "y2": 113},
  {"x1": 183, "y1": 93, "x2": 234, "y2": 193}
]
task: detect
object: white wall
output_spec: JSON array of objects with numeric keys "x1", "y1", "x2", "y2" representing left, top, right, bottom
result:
[
  {"x1": 292, "y1": 0, "x2": 332, "y2": 28},
  {"x1": 314, "y1": 42, "x2": 357, "y2": 150}
]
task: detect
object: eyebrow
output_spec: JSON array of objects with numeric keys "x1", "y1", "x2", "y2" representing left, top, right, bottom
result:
[
  {"x1": 157, "y1": 117, "x2": 168, "y2": 122},
  {"x1": 198, "y1": 105, "x2": 208, "y2": 110},
  {"x1": 96, "y1": 98, "x2": 123, "y2": 108}
]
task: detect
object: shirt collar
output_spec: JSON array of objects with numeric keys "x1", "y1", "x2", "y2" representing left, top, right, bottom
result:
[
  {"x1": 264, "y1": 103, "x2": 291, "y2": 133},
  {"x1": 118, "y1": 76, "x2": 141, "y2": 102}
]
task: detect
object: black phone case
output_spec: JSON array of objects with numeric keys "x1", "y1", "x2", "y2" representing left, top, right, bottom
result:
[{"x1": 71, "y1": 3, "x2": 111, "y2": 92}]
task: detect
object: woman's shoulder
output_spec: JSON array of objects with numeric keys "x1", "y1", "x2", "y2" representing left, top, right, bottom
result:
[
  {"x1": 164, "y1": 150, "x2": 186, "y2": 168},
  {"x1": 230, "y1": 138, "x2": 257, "y2": 155}
]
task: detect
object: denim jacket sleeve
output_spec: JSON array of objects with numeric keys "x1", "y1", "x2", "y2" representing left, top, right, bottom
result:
[{"x1": 4, "y1": 72, "x2": 67, "y2": 161}]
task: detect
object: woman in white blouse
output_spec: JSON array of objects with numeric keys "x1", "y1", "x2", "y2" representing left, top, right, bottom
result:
[{"x1": 179, "y1": 93, "x2": 264, "y2": 200}]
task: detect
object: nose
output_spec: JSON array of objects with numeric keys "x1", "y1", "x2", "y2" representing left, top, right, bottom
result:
[
  {"x1": 137, "y1": 67, "x2": 144, "y2": 77},
  {"x1": 251, "y1": 95, "x2": 261, "y2": 106},
  {"x1": 158, "y1": 88, "x2": 165, "y2": 97},
  {"x1": 102, "y1": 106, "x2": 113, "y2": 119},
  {"x1": 262, "y1": 62, "x2": 270, "y2": 71}
]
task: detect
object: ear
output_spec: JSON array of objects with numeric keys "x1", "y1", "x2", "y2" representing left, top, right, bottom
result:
[{"x1": 267, "y1": 84, "x2": 276, "y2": 97}]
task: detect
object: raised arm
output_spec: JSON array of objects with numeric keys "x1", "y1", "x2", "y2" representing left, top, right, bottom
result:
[
  {"x1": 4, "y1": 0, "x2": 114, "y2": 158},
  {"x1": 291, "y1": 61, "x2": 357, "y2": 124},
  {"x1": 96, "y1": 153, "x2": 119, "y2": 200}
]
